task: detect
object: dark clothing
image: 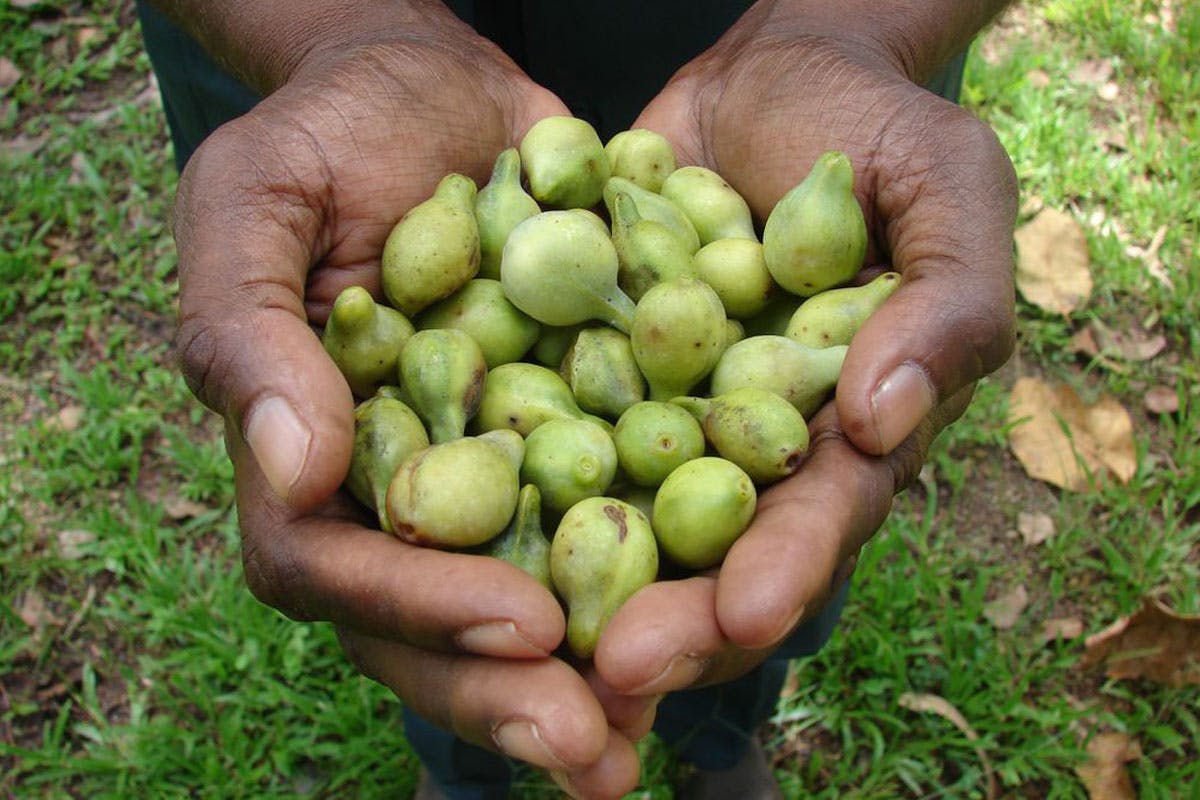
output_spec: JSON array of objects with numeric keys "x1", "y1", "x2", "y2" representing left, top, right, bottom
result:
[{"x1": 136, "y1": 3, "x2": 964, "y2": 796}]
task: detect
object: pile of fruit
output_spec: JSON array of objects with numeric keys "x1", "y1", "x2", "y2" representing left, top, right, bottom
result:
[{"x1": 323, "y1": 116, "x2": 898, "y2": 658}]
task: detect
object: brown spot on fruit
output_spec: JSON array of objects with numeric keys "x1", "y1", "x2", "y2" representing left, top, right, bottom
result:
[{"x1": 604, "y1": 503, "x2": 629, "y2": 542}]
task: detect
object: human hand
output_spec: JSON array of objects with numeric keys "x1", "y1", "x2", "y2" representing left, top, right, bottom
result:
[
  {"x1": 168, "y1": 4, "x2": 647, "y2": 794},
  {"x1": 595, "y1": 2, "x2": 1016, "y2": 696}
]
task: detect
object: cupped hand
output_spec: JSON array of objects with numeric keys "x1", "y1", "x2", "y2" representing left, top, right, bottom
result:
[
  {"x1": 170, "y1": 9, "x2": 643, "y2": 795},
  {"x1": 595, "y1": 9, "x2": 1016, "y2": 694}
]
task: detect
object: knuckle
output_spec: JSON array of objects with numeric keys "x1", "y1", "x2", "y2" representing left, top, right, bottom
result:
[{"x1": 241, "y1": 523, "x2": 316, "y2": 622}]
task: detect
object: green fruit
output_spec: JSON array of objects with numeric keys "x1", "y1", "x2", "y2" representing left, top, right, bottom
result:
[
  {"x1": 500, "y1": 210, "x2": 636, "y2": 333},
  {"x1": 610, "y1": 191, "x2": 696, "y2": 301},
  {"x1": 740, "y1": 292, "x2": 801, "y2": 338},
  {"x1": 602, "y1": 176, "x2": 700, "y2": 254},
  {"x1": 652, "y1": 457, "x2": 756, "y2": 569},
  {"x1": 612, "y1": 401, "x2": 706, "y2": 487},
  {"x1": 385, "y1": 435, "x2": 520, "y2": 548},
  {"x1": 398, "y1": 328, "x2": 487, "y2": 444},
  {"x1": 785, "y1": 271, "x2": 900, "y2": 348},
  {"x1": 345, "y1": 390, "x2": 429, "y2": 531},
  {"x1": 604, "y1": 128, "x2": 677, "y2": 192},
  {"x1": 531, "y1": 323, "x2": 584, "y2": 368},
  {"x1": 475, "y1": 148, "x2": 541, "y2": 280},
  {"x1": 521, "y1": 418, "x2": 618, "y2": 513},
  {"x1": 551, "y1": 497, "x2": 658, "y2": 658},
  {"x1": 672, "y1": 387, "x2": 809, "y2": 484},
  {"x1": 474, "y1": 483, "x2": 552, "y2": 590},
  {"x1": 474, "y1": 362, "x2": 611, "y2": 437},
  {"x1": 322, "y1": 285, "x2": 415, "y2": 398},
  {"x1": 709, "y1": 335, "x2": 847, "y2": 418},
  {"x1": 415, "y1": 278, "x2": 541, "y2": 368},
  {"x1": 659, "y1": 166, "x2": 757, "y2": 245},
  {"x1": 560, "y1": 326, "x2": 646, "y2": 420},
  {"x1": 382, "y1": 173, "x2": 480, "y2": 316},
  {"x1": 519, "y1": 116, "x2": 611, "y2": 209},
  {"x1": 762, "y1": 151, "x2": 867, "y2": 296},
  {"x1": 630, "y1": 276, "x2": 727, "y2": 401},
  {"x1": 692, "y1": 238, "x2": 775, "y2": 320}
]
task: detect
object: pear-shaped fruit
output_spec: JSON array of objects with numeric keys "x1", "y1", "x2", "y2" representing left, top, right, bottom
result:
[
  {"x1": 551, "y1": 497, "x2": 658, "y2": 658},
  {"x1": 398, "y1": 328, "x2": 487, "y2": 443},
  {"x1": 382, "y1": 173, "x2": 480, "y2": 316},
  {"x1": 474, "y1": 483, "x2": 552, "y2": 590},
  {"x1": 762, "y1": 151, "x2": 867, "y2": 297},
  {"x1": 785, "y1": 271, "x2": 900, "y2": 348},
  {"x1": 604, "y1": 128, "x2": 677, "y2": 192},
  {"x1": 631, "y1": 277, "x2": 727, "y2": 401},
  {"x1": 560, "y1": 326, "x2": 646, "y2": 420},
  {"x1": 709, "y1": 335, "x2": 847, "y2": 418},
  {"x1": 322, "y1": 285, "x2": 415, "y2": 398},
  {"x1": 531, "y1": 323, "x2": 584, "y2": 368},
  {"x1": 415, "y1": 278, "x2": 540, "y2": 368},
  {"x1": 345, "y1": 390, "x2": 430, "y2": 531},
  {"x1": 672, "y1": 387, "x2": 809, "y2": 484},
  {"x1": 721, "y1": 318, "x2": 746, "y2": 356},
  {"x1": 692, "y1": 238, "x2": 775, "y2": 320},
  {"x1": 475, "y1": 148, "x2": 541, "y2": 280},
  {"x1": 500, "y1": 210, "x2": 636, "y2": 333},
  {"x1": 602, "y1": 176, "x2": 700, "y2": 253},
  {"x1": 659, "y1": 166, "x2": 757, "y2": 245},
  {"x1": 519, "y1": 116, "x2": 610, "y2": 209},
  {"x1": 612, "y1": 401, "x2": 706, "y2": 487},
  {"x1": 521, "y1": 418, "x2": 618, "y2": 514},
  {"x1": 385, "y1": 435, "x2": 520, "y2": 548},
  {"x1": 610, "y1": 191, "x2": 695, "y2": 301},
  {"x1": 653, "y1": 457, "x2": 756, "y2": 569},
  {"x1": 474, "y1": 362, "x2": 610, "y2": 437}
]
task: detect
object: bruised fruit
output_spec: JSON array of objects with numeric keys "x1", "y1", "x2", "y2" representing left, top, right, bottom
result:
[
  {"x1": 610, "y1": 191, "x2": 695, "y2": 301},
  {"x1": 560, "y1": 326, "x2": 646, "y2": 419},
  {"x1": 551, "y1": 497, "x2": 658, "y2": 658},
  {"x1": 345, "y1": 390, "x2": 429, "y2": 531},
  {"x1": 612, "y1": 401, "x2": 706, "y2": 487}
]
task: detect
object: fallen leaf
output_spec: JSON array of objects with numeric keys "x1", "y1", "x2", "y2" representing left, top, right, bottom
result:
[
  {"x1": 48, "y1": 404, "x2": 84, "y2": 432},
  {"x1": 1089, "y1": 319, "x2": 1166, "y2": 362},
  {"x1": 1040, "y1": 617, "x2": 1085, "y2": 644},
  {"x1": 1079, "y1": 596, "x2": 1200, "y2": 687},
  {"x1": 984, "y1": 584, "x2": 1030, "y2": 630},
  {"x1": 899, "y1": 693, "x2": 997, "y2": 800},
  {"x1": 17, "y1": 588, "x2": 60, "y2": 632},
  {"x1": 1125, "y1": 225, "x2": 1173, "y2": 289},
  {"x1": 1007, "y1": 377, "x2": 1137, "y2": 491},
  {"x1": 2, "y1": 133, "x2": 48, "y2": 156},
  {"x1": 1070, "y1": 328, "x2": 1099, "y2": 357},
  {"x1": 0, "y1": 57, "x2": 21, "y2": 91},
  {"x1": 1143, "y1": 386, "x2": 1179, "y2": 415},
  {"x1": 1075, "y1": 731, "x2": 1142, "y2": 800},
  {"x1": 1014, "y1": 209, "x2": 1093, "y2": 315},
  {"x1": 1070, "y1": 58, "x2": 1114, "y2": 85},
  {"x1": 56, "y1": 529, "x2": 96, "y2": 560},
  {"x1": 163, "y1": 493, "x2": 210, "y2": 520},
  {"x1": 1018, "y1": 511, "x2": 1056, "y2": 546}
]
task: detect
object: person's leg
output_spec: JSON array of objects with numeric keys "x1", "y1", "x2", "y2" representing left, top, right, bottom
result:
[{"x1": 402, "y1": 707, "x2": 513, "y2": 800}]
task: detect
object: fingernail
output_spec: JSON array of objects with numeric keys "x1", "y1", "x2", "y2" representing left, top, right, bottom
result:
[
  {"x1": 870, "y1": 362, "x2": 935, "y2": 453},
  {"x1": 492, "y1": 720, "x2": 569, "y2": 771},
  {"x1": 549, "y1": 770, "x2": 581, "y2": 799},
  {"x1": 631, "y1": 653, "x2": 706, "y2": 695},
  {"x1": 243, "y1": 395, "x2": 311, "y2": 501},
  {"x1": 456, "y1": 621, "x2": 547, "y2": 658}
]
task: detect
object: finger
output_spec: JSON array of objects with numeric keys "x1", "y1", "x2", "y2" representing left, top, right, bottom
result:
[
  {"x1": 339, "y1": 630, "x2": 609, "y2": 772},
  {"x1": 595, "y1": 576, "x2": 773, "y2": 696},
  {"x1": 837, "y1": 102, "x2": 1018, "y2": 456},
  {"x1": 173, "y1": 115, "x2": 354, "y2": 510},
  {"x1": 714, "y1": 401, "x2": 904, "y2": 650},
  {"x1": 227, "y1": 430, "x2": 565, "y2": 658},
  {"x1": 578, "y1": 665, "x2": 661, "y2": 741},
  {"x1": 550, "y1": 727, "x2": 643, "y2": 800}
]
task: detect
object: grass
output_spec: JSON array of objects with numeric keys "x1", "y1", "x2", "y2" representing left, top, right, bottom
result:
[{"x1": 1, "y1": 0, "x2": 1197, "y2": 798}]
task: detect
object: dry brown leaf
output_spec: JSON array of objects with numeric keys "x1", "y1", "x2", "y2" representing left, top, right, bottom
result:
[
  {"x1": 1079, "y1": 597, "x2": 1200, "y2": 687},
  {"x1": 1040, "y1": 617, "x2": 1085, "y2": 644},
  {"x1": 1017, "y1": 511, "x2": 1056, "y2": 546},
  {"x1": 1070, "y1": 328, "x2": 1099, "y2": 357},
  {"x1": 1143, "y1": 386, "x2": 1179, "y2": 415},
  {"x1": 984, "y1": 584, "x2": 1030, "y2": 630},
  {"x1": 56, "y1": 528, "x2": 97, "y2": 560},
  {"x1": 0, "y1": 57, "x2": 21, "y2": 91},
  {"x1": 48, "y1": 404, "x2": 84, "y2": 432},
  {"x1": 163, "y1": 493, "x2": 210, "y2": 520},
  {"x1": 1071, "y1": 58, "x2": 1114, "y2": 85},
  {"x1": 1014, "y1": 209, "x2": 1093, "y2": 315},
  {"x1": 899, "y1": 693, "x2": 997, "y2": 799},
  {"x1": 1075, "y1": 731, "x2": 1142, "y2": 800},
  {"x1": 17, "y1": 588, "x2": 60, "y2": 632},
  {"x1": 1007, "y1": 377, "x2": 1137, "y2": 491},
  {"x1": 1090, "y1": 319, "x2": 1166, "y2": 362}
]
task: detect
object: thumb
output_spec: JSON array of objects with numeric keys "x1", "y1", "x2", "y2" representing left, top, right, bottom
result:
[{"x1": 173, "y1": 117, "x2": 353, "y2": 510}]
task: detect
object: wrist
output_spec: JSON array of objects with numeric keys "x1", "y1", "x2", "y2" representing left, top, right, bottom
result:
[{"x1": 146, "y1": 0, "x2": 473, "y2": 94}]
